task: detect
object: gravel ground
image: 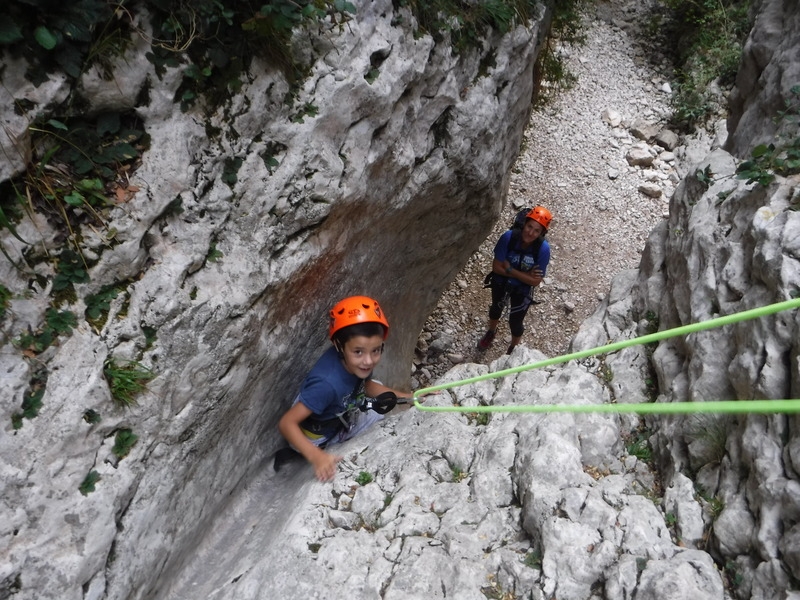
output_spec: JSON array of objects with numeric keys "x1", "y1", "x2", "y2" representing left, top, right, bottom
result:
[{"x1": 413, "y1": 0, "x2": 682, "y2": 389}]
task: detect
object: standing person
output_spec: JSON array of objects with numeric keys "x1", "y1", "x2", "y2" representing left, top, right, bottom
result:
[
  {"x1": 477, "y1": 206, "x2": 552, "y2": 355},
  {"x1": 277, "y1": 295, "x2": 412, "y2": 481}
]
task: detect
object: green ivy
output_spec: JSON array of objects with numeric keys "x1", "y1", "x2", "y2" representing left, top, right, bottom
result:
[{"x1": 222, "y1": 157, "x2": 244, "y2": 187}]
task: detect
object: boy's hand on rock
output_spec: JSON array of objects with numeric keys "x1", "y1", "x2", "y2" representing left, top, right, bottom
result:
[{"x1": 312, "y1": 451, "x2": 341, "y2": 481}]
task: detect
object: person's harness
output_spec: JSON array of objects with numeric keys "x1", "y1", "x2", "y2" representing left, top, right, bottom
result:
[
  {"x1": 300, "y1": 379, "x2": 404, "y2": 440},
  {"x1": 483, "y1": 232, "x2": 543, "y2": 292}
]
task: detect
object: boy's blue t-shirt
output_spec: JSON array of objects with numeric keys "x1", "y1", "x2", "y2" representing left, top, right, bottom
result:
[
  {"x1": 493, "y1": 230, "x2": 551, "y2": 294},
  {"x1": 297, "y1": 346, "x2": 366, "y2": 421}
]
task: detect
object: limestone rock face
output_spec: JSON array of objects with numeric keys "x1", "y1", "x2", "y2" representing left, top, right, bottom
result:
[
  {"x1": 725, "y1": 0, "x2": 800, "y2": 157},
  {"x1": 0, "y1": 2, "x2": 549, "y2": 598}
]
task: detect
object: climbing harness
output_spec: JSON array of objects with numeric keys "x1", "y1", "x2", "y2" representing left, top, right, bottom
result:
[{"x1": 414, "y1": 297, "x2": 800, "y2": 414}]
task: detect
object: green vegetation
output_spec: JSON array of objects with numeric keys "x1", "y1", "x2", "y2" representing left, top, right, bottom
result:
[
  {"x1": 111, "y1": 428, "x2": 139, "y2": 459},
  {"x1": 696, "y1": 485, "x2": 725, "y2": 527},
  {"x1": 0, "y1": 284, "x2": 11, "y2": 322},
  {"x1": 533, "y1": 0, "x2": 592, "y2": 107},
  {"x1": 626, "y1": 430, "x2": 653, "y2": 462},
  {"x1": 11, "y1": 370, "x2": 48, "y2": 430},
  {"x1": 79, "y1": 470, "x2": 101, "y2": 496},
  {"x1": 15, "y1": 308, "x2": 77, "y2": 355},
  {"x1": 104, "y1": 359, "x2": 154, "y2": 407},
  {"x1": 1, "y1": 114, "x2": 148, "y2": 269},
  {"x1": 686, "y1": 414, "x2": 730, "y2": 466},
  {"x1": 523, "y1": 549, "x2": 542, "y2": 569},
  {"x1": 85, "y1": 284, "x2": 124, "y2": 329},
  {"x1": 206, "y1": 242, "x2": 224, "y2": 264},
  {"x1": 467, "y1": 410, "x2": 491, "y2": 426},
  {"x1": 395, "y1": 0, "x2": 540, "y2": 52},
  {"x1": 83, "y1": 409, "x2": 102, "y2": 424},
  {"x1": 656, "y1": 0, "x2": 753, "y2": 130},
  {"x1": 736, "y1": 84, "x2": 800, "y2": 188},
  {"x1": 600, "y1": 360, "x2": 613, "y2": 384},
  {"x1": 724, "y1": 560, "x2": 744, "y2": 588},
  {"x1": 355, "y1": 471, "x2": 373, "y2": 485},
  {"x1": 451, "y1": 465, "x2": 468, "y2": 482}
]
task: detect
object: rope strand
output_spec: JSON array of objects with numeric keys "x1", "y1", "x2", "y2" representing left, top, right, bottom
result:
[{"x1": 412, "y1": 297, "x2": 800, "y2": 414}]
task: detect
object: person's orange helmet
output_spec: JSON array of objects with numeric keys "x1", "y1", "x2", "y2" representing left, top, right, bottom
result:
[
  {"x1": 328, "y1": 296, "x2": 389, "y2": 340},
  {"x1": 527, "y1": 206, "x2": 553, "y2": 230}
]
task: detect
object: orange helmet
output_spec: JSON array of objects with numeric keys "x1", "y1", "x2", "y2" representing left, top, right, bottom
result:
[
  {"x1": 527, "y1": 206, "x2": 552, "y2": 230},
  {"x1": 328, "y1": 296, "x2": 389, "y2": 340}
]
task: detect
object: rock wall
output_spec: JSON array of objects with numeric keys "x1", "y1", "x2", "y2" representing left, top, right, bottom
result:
[
  {"x1": 0, "y1": 2, "x2": 551, "y2": 598},
  {"x1": 725, "y1": 0, "x2": 800, "y2": 157},
  {"x1": 576, "y1": 147, "x2": 800, "y2": 599}
]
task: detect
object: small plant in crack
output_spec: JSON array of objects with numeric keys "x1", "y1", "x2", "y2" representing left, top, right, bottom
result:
[
  {"x1": 451, "y1": 465, "x2": 468, "y2": 482},
  {"x1": 355, "y1": 471, "x2": 373, "y2": 486},
  {"x1": 626, "y1": 430, "x2": 653, "y2": 462}
]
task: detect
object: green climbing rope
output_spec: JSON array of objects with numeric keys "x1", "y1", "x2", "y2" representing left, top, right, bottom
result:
[{"x1": 411, "y1": 297, "x2": 800, "y2": 414}]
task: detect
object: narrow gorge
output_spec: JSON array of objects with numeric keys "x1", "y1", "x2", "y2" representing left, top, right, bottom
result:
[{"x1": 1, "y1": 1, "x2": 799, "y2": 599}]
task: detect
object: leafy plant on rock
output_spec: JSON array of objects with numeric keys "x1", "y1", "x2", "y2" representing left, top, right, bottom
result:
[
  {"x1": 4, "y1": 113, "x2": 147, "y2": 266},
  {"x1": 52, "y1": 249, "x2": 91, "y2": 303},
  {"x1": 11, "y1": 369, "x2": 48, "y2": 430},
  {"x1": 145, "y1": 0, "x2": 357, "y2": 111},
  {"x1": 79, "y1": 470, "x2": 101, "y2": 496},
  {"x1": 83, "y1": 408, "x2": 102, "y2": 424},
  {"x1": 736, "y1": 84, "x2": 800, "y2": 187},
  {"x1": 16, "y1": 308, "x2": 77, "y2": 355},
  {"x1": 523, "y1": 549, "x2": 542, "y2": 569},
  {"x1": 111, "y1": 428, "x2": 139, "y2": 459},
  {"x1": 85, "y1": 283, "x2": 130, "y2": 329}
]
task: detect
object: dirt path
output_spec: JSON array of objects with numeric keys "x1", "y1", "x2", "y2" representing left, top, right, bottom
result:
[{"x1": 415, "y1": 0, "x2": 676, "y2": 386}]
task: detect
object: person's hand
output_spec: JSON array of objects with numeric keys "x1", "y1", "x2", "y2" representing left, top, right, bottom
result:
[
  {"x1": 530, "y1": 268, "x2": 544, "y2": 286},
  {"x1": 311, "y1": 451, "x2": 341, "y2": 481}
]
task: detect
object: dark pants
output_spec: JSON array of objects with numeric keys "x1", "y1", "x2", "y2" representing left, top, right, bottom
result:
[{"x1": 488, "y1": 282, "x2": 533, "y2": 337}]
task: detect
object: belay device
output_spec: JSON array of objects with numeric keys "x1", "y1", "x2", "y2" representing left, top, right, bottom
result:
[{"x1": 359, "y1": 391, "x2": 409, "y2": 414}]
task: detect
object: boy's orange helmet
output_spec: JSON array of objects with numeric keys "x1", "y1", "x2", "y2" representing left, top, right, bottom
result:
[
  {"x1": 329, "y1": 296, "x2": 389, "y2": 339},
  {"x1": 527, "y1": 206, "x2": 553, "y2": 230}
]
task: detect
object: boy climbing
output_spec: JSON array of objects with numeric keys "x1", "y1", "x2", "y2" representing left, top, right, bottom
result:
[{"x1": 277, "y1": 295, "x2": 412, "y2": 481}]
